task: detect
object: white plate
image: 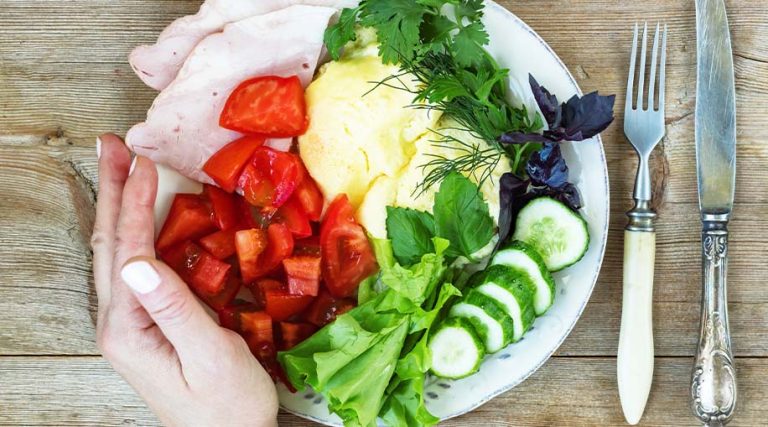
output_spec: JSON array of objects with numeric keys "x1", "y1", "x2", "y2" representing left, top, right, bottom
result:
[{"x1": 153, "y1": 1, "x2": 609, "y2": 424}]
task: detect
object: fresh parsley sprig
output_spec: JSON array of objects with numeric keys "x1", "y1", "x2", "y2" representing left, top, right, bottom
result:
[{"x1": 325, "y1": 0, "x2": 542, "y2": 194}]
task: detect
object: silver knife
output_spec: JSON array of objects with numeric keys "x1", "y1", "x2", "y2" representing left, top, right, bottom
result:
[{"x1": 691, "y1": 0, "x2": 738, "y2": 424}]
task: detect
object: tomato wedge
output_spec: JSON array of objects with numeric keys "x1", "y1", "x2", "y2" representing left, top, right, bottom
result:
[
  {"x1": 161, "y1": 241, "x2": 238, "y2": 310},
  {"x1": 293, "y1": 174, "x2": 324, "y2": 221},
  {"x1": 203, "y1": 135, "x2": 264, "y2": 192},
  {"x1": 275, "y1": 197, "x2": 312, "y2": 238},
  {"x1": 156, "y1": 194, "x2": 216, "y2": 252},
  {"x1": 199, "y1": 229, "x2": 237, "y2": 260},
  {"x1": 283, "y1": 256, "x2": 321, "y2": 296},
  {"x1": 264, "y1": 290, "x2": 314, "y2": 321},
  {"x1": 279, "y1": 322, "x2": 317, "y2": 350},
  {"x1": 304, "y1": 291, "x2": 356, "y2": 327},
  {"x1": 239, "y1": 147, "x2": 304, "y2": 208},
  {"x1": 204, "y1": 184, "x2": 239, "y2": 230},
  {"x1": 219, "y1": 75, "x2": 308, "y2": 137},
  {"x1": 320, "y1": 195, "x2": 378, "y2": 298},
  {"x1": 235, "y1": 229, "x2": 268, "y2": 284}
]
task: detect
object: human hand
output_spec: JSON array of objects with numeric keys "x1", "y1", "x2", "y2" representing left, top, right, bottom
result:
[{"x1": 90, "y1": 134, "x2": 278, "y2": 427}]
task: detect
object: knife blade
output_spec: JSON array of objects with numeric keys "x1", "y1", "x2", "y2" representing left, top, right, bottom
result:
[{"x1": 695, "y1": 0, "x2": 737, "y2": 214}]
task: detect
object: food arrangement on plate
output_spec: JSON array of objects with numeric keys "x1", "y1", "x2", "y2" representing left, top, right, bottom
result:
[{"x1": 127, "y1": 0, "x2": 615, "y2": 425}]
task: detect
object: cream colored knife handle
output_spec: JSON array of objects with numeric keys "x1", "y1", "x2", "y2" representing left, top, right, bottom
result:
[{"x1": 618, "y1": 229, "x2": 656, "y2": 425}]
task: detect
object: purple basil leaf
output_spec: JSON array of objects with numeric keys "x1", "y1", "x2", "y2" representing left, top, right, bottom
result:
[
  {"x1": 497, "y1": 173, "x2": 530, "y2": 245},
  {"x1": 499, "y1": 132, "x2": 550, "y2": 145},
  {"x1": 529, "y1": 74, "x2": 561, "y2": 127},
  {"x1": 531, "y1": 183, "x2": 583, "y2": 211},
  {"x1": 562, "y1": 91, "x2": 616, "y2": 140},
  {"x1": 526, "y1": 143, "x2": 569, "y2": 189}
]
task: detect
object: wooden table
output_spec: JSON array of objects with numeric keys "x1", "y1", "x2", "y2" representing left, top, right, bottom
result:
[{"x1": 1, "y1": 0, "x2": 766, "y2": 425}]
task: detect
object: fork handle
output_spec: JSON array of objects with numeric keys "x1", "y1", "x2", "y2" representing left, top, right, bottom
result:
[{"x1": 618, "y1": 202, "x2": 657, "y2": 425}]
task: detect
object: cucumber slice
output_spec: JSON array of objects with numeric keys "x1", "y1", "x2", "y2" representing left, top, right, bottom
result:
[
  {"x1": 474, "y1": 265, "x2": 536, "y2": 342},
  {"x1": 429, "y1": 317, "x2": 485, "y2": 379},
  {"x1": 449, "y1": 291, "x2": 515, "y2": 353},
  {"x1": 492, "y1": 241, "x2": 556, "y2": 315},
  {"x1": 512, "y1": 197, "x2": 590, "y2": 272}
]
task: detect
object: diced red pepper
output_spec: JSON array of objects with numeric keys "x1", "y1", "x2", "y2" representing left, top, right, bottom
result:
[
  {"x1": 199, "y1": 229, "x2": 237, "y2": 260},
  {"x1": 251, "y1": 223, "x2": 295, "y2": 279},
  {"x1": 204, "y1": 184, "x2": 240, "y2": 230},
  {"x1": 217, "y1": 300, "x2": 259, "y2": 330},
  {"x1": 293, "y1": 174, "x2": 324, "y2": 221},
  {"x1": 219, "y1": 75, "x2": 308, "y2": 138},
  {"x1": 235, "y1": 229, "x2": 268, "y2": 284},
  {"x1": 283, "y1": 256, "x2": 321, "y2": 296},
  {"x1": 203, "y1": 136, "x2": 265, "y2": 193},
  {"x1": 304, "y1": 290, "x2": 356, "y2": 327},
  {"x1": 275, "y1": 197, "x2": 312, "y2": 238},
  {"x1": 320, "y1": 195, "x2": 378, "y2": 298},
  {"x1": 264, "y1": 290, "x2": 314, "y2": 322},
  {"x1": 240, "y1": 311, "x2": 274, "y2": 345},
  {"x1": 249, "y1": 278, "x2": 284, "y2": 308},
  {"x1": 161, "y1": 241, "x2": 238, "y2": 310},
  {"x1": 279, "y1": 322, "x2": 317, "y2": 350},
  {"x1": 156, "y1": 194, "x2": 216, "y2": 252}
]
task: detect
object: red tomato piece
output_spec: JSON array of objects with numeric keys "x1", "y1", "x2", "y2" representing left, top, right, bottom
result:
[
  {"x1": 239, "y1": 148, "x2": 304, "y2": 208},
  {"x1": 293, "y1": 175, "x2": 324, "y2": 221},
  {"x1": 252, "y1": 223, "x2": 295, "y2": 279},
  {"x1": 283, "y1": 256, "x2": 321, "y2": 296},
  {"x1": 239, "y1": 311, "x2": 274, "y2": 345},
  {"x1": 217, "y1": 300, "x2": 259, "y2": 330},
  {"x1": 320, "y1": 195, "x2": 379, "y2": 298},
  {"x1": 249, "y1": 278, "x2": 284, "y2": 308},
  {"x1": 204, "y1": 185, "x2": 239, "y2": 230},
  {"x1": 161, "y1": 241, "x2": 238, "y2": 310},
  {"x1": 203, "y1": 135, "x2": 265, "y2": 192},
  {"x1": 275, "y1": 197, "x2": 312, "y2": 238},
  {"x1": 235, "y1": 228, "x2": 268, "y2": 284},
  {"x1": 294, "y1": 235, "x2": 321, "y2": 257},
  {"x1": 264, "y1": 290, "x2": 314, "y2": 322},
  {"x1": 238, "y1": 161, "x2": 275, "y2": 208},
  {"x1": 219, "y1": 75, "x2": 308, "y2": 138},
  {"x1": 279, "y1": 322, "x2": 317, "y2": 350},
  {"x1": 303, "y1": 291, "x2": 356, "y2": 327},
  {"x1": 156, "y1": 194, "x2": 216, "y2": 252},
  {"x1": 198, "y1": 229, "x2": 237, "y2": 260}
]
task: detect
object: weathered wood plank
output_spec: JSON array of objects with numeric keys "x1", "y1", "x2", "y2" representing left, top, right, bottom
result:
[{"x1": 1, "y1": 356, "x2": 766, "y2": 426}]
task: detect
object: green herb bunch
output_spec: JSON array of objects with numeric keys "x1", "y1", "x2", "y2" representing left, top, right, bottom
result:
[{"x1": 325, "y1": 0, "x2": 543, "y2": 194}]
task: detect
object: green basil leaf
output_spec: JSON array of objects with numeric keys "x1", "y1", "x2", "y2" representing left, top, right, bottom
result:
[
  {"x1": 385, "y1": 206, "x2": 436, "y2": 266},
  {"x1": 433, "y1": 172, "x2": 494, "y2": 259}
]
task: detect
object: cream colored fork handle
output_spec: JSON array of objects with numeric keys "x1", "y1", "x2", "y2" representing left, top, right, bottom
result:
[{"x1": 618, "y1": 230, "x2": 656, "y2": 425}]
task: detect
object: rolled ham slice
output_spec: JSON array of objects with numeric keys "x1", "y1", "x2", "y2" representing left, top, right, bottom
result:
[
  {"x1": 130, "y1": 0, "x2": 358, "y2": 90},
  {"x1": 126, "y1": 5, "x2": 337, "y2": 184}
]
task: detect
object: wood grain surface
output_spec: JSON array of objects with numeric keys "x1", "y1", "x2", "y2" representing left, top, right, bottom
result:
[{"x1": 1, "y1": 0, "x2": 766, "y2": 425}]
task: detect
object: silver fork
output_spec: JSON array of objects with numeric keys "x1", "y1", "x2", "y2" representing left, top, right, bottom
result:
[{"x1": 617, "y1": 22, "x2": 667, "y2": 426}]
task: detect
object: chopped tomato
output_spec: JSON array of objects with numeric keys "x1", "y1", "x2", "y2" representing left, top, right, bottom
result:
[
  {"x1": 240, "y1": 311, "x2": 274, "y2": 345},
  {"x1": 204, "y1": 185, "x2": 239, "y2": 230},
  {"x1": 294, "y1": 235, "x2": 321, "y2": 257},
  {"x1": 283, "y1": 256, "x2": 321, "y2": 296},
  {"x1": 320, "y1": 195, "x2": 378, "y2": 298},
  {"x1": 199, "y1": 229, "x2": 237, "y2": 260},
  {"x1": 219, "y1": 75, "x2": 308, "y2": 138},
  {"x1": 217, "y1": 300, "x2": 259, "y2": 330},
  {"x1": 279, "y1": 322, "x2": 317, "y2": 350},
  {"x1": 156, "y1": 194, "x2": 216, "y2": 252},
  {"x1": 275, "y1": 197, "x2": 312, "y2": 238},
  {"x1": 264, "y1": 290, "x2": 314, "y2": 322},
  {"x1": 239, "y1": 148, "x2": 304, "y2": 208},
  {"x1": 304, "y1": 290, "x2": 356, "y2": 327},
  {"x1": 293, "y1": 174, "x2": 324, "y2": 221},
  {"x1": 251, "y1": 223, "x2": 295, "y2": 279},
  {"x1": 203, "y1": 135, "x2": 265, "y2": 192},
  {"x1": 249, "y1": 278, "x2": 284, "y2": 308},
  {"x1": 161, "y1": 241, "x2": 238, "y2": 310},
  {"x1": 235, "y1": 229, "x2": 268, "y2": 283}
]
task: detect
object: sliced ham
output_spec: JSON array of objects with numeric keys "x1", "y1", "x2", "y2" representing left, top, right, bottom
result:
[
  {"x1": 130, "y1": 0, "x2": 358, "y2": 90},
  {"x1": 126, "y1": 5, "x2": 337, "y2": 184}
]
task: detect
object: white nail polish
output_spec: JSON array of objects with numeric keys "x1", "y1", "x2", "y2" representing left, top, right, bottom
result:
[
  {"x1": 129, "y1": 157, "x2": 137, "y2": 176},
  {"x1": 96, "y1": 137, "x2": 102, "y2": 159},
  {"x1": 120, "y1": 261, "x2": 161, "y2": 294}
]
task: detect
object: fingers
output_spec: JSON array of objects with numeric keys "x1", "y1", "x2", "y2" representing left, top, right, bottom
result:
[
  {"x1": 119, "y1": 257, "x2": 225, "y2": 362},
  {"x1": 91, "y1": 134, "x2": 132, "y2": 325},
  {"x1": 111, "y1": 156, "x2": 158, "y2": 313}
]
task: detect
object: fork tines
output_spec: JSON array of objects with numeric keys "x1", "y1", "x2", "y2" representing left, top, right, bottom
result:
[{"x1": 626, "y1": 22, "x2": 668, "y2": 114}]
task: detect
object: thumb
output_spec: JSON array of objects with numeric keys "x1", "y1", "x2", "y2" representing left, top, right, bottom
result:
[{"x1": 119, "y1": 256, "x2": 224, "y2": 359}]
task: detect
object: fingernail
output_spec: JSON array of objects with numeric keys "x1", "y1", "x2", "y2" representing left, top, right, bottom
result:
[
  {"x1": 129, "y1": 157, "x2": 137, "y2": 176},
  {"x1": 96, "y1": 137, "x2": 102, "y2": 159},
  {"x1": 120, "y1": 261, "x2": 161, "y2": 294}
]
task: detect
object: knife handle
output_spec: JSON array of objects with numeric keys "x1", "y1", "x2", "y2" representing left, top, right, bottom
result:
[
  {"x1": 618, "y1": 226, "x2": 656, "y2": 425},
  {"x1": 691, "y1": 216, "x2": 737, "y2": 425}
]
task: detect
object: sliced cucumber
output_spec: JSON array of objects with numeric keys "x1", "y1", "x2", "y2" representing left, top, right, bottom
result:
[
  {"x1": 492, "y1": 241, "x2": 556, "y2": 315},
  {"x1": 512, "y1": 197, "x2": 590, "y2": 272},
  {"x1": 429, "y1": 317, "x2": 485, "y2": 379},
  {"x1": 449, "y1": 291, "x2": 515, "y2": 353},
  {"x1": 474, "y1": 265, "x2": 536, "y2": 342}
]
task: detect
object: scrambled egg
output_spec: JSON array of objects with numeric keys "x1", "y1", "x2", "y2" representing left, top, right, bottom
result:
[{"x1": 299, "y1": 30, "x2": 509, "y2": 238}]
